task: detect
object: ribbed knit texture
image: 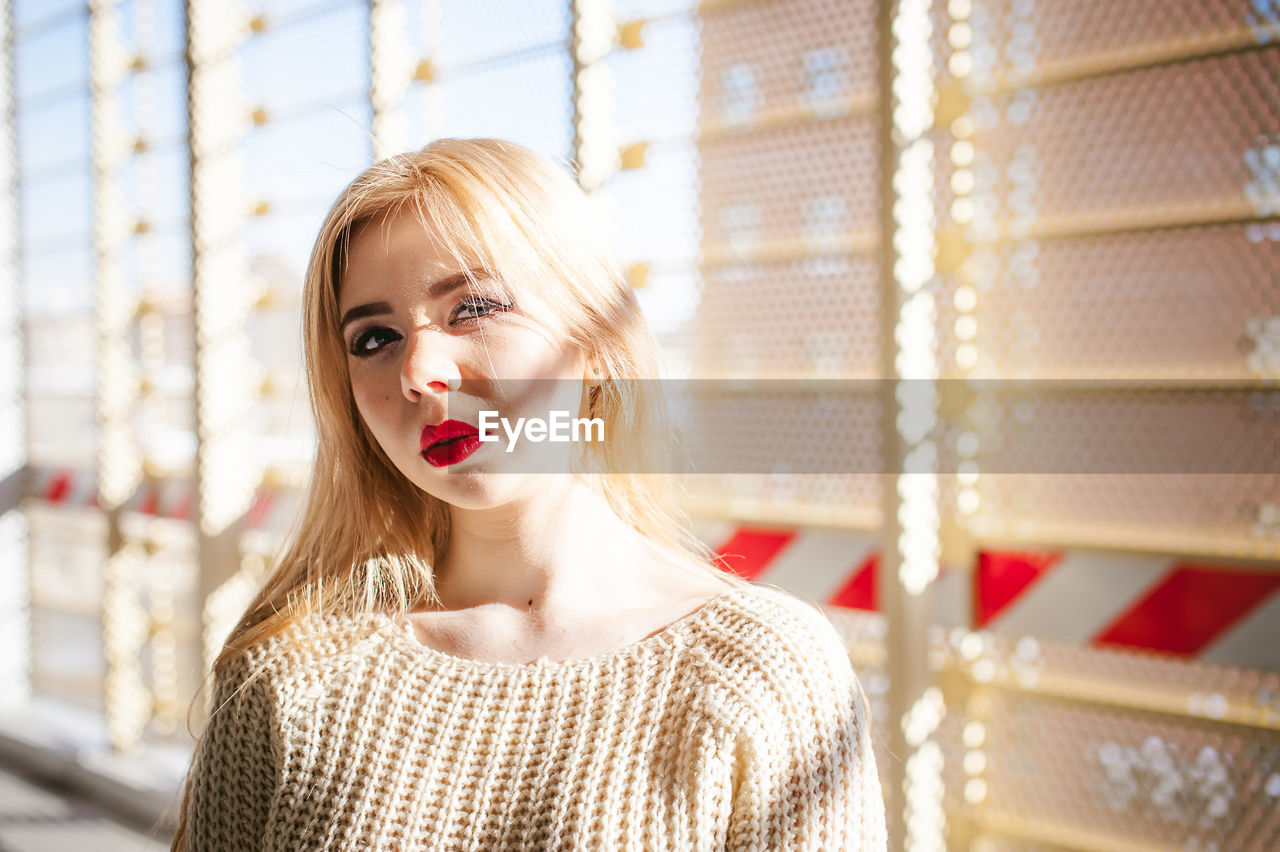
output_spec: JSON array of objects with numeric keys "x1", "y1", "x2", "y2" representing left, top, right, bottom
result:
[{"x1": 184, "y1": 584, "x2": 887, "y2": 850}]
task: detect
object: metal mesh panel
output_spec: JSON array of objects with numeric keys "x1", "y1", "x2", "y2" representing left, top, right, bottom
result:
[
  {"x1": 927, "y1": 626, "x2": 1280, "y2": 851},
  {"x1": 240, "y1": 5, "x2": 368, "y2": 109},
  {"x1": 932, "y1": 2, "x2": 1280, "y2": 849},
  {"x1": 237, "y1": 0, "x2": 369, "y2": 504},
  {"x1": 606, "y1": 11, "x2": 700, "y2": 293},
  {"x1": 699, "y1": 0, "x2": 877, "y2": 112},
  {"x1": 965, "y1": 52, "x2": 1278, "y2": 229},
  {"x1": 613, "y1": 0, "x2": 692, "y2": 19},
  {"x1": 391, "y1": 0, "x2": 573, "y2": 162},
  {"x1": 433, "y1": 0, "x2": 570, "y2": 68},
  {"x1": 96, "y1": 0, "x2": 198, "y2": 744},
  {"x1": 14, "y1": 13, "x2": 89, "y2": 102},
  {"x1": 695, "y1": 0, "x2": 881, "y2": 376},
  {"x1": 971, "y1": 694, "x2": 1279, "y2": 850},
  {"x1": 936, "y1": 226, "x2": 1280, "y2": 379},
  {"x1": 611, "y1": 15, "x2": 698, "y2": 143},
  {"x1": 967, "y1": 473, "x2": 1280, "y2": 559},
  {"x1": 962, "y1": 0, "x2": 1255, "y2": 82},
  {"x1": 680, "y1": 0, "x2": 885, "y2": 524},
  {"x1": 931, "y1": 3, "x2": 1280, "y2": 558},
  {"x1": 694, "y1": 256, "x2": 881, "y2": 374},
  {"x1": 427, "y1": 51, "x2": 574, "y2": 156},
  {"x1": 609, "y1": 139, "x2": 701, "y2": 284},
  {"x1": 605, "y1": 5, "x2": 701, "y2": 374},
  {"x1": 697, "y1": 119, "x2": 879, "y2": 254}
]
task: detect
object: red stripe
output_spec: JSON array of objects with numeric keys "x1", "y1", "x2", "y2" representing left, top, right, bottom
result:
[
  {"x1": 827, "y1": 554, "x2": 879, "y2": 611},
  {"x1": 1093, "y1": 564, "x2": 1280, "y2": 656},
  {"x1": 246, "y1": 493, "x2": 275, "y2": 529},
  {"x1": 137, "y1": 488, "x2": 159, "y2": 516},
  {"x1": 976, "y1": 550, "x2": 1062, "y2": 627},
  {"x1": 713, "y1": 527, "x2": 796, "y2": 581},
  {"x1": 43, "y1": 471, "x2": 73, "y2": 503}
]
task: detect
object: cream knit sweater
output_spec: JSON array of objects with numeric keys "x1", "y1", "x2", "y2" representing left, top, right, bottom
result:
[{"x1": 184, "y1": 584, "x2": 887, "y2": 850}]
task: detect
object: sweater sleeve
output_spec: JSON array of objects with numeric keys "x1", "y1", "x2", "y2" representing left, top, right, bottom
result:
[
  {"x1": 724, "y1": 598, "x2": 888, "y2": 851},
  {"x1": 182, "y1": 654, "x2": 282, "y2": 852}
]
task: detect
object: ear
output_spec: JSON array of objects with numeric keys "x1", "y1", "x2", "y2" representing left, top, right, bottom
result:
[
  {"x1": 583, "y1": 357, "x2": 604, "y2": 389},
  {"x1": 579, "y1": 362, "x2": 603, "y2": 421}
]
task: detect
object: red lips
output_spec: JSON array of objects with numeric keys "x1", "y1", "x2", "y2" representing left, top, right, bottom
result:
[
  {"x1": 420, "y1": 419, "x2": 481, "y2": 468},
  {"x1": 420, "y1": 419, "x2": 479, "y2": 450}
]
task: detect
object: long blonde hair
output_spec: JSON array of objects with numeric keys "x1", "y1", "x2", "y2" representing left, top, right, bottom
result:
[{"x1": 173, "y1": 136, "x2": 740, "y2": 847}]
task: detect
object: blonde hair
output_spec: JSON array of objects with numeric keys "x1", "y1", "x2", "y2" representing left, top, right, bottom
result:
[{"x1": 173, "y1": 137, "x2": 740, "y2": 848}]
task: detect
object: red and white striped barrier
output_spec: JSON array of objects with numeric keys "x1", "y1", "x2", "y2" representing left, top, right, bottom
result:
[
  {"x1": 695, "y1": 521, "x2": 968, "y2": 626},
  {"x1": 702, "y1": 522, "x2": 1280, "y2": 669},
  {"x1": 976, "y1": 549, "x2": 1280, "y2": 669},
  {"x1": 33, "y1": 468, "x2": 99, "y2": 509},
  {"x1": 28, "y1": 467, "x2": 295, "y2": 533}
]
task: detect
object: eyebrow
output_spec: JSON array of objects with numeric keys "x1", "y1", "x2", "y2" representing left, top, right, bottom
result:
[
  {"x1": 339, "y1": 300, "x2": 392, "y2": 332},
  {"x1": 339, "y1": 268, "x2": 487, "y2": 332}
]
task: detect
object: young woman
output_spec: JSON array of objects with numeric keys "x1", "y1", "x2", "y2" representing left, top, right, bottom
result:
[{"x1": 175, "y1": 138, "x2": 886, "y2": 850}]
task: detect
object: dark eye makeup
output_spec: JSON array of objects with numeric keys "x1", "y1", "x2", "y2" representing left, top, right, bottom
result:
[
  {"x1": 450, "y1": 295, "x2": 513, "y2": 324},
  {"x1": 349, "y1": 326, "x2": 402, "y2": 357},
  {"x1": 346, "y1": 294, "x2": 514, "y2": 358}
]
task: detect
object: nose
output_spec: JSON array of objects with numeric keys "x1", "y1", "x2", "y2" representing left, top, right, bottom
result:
[{"x1": 400, "y1": 328, "x2": 461, "y2": 401}]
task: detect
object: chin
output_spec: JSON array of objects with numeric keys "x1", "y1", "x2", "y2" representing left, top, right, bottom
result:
[
  {"x1": 410, "y1": 468, "x2": 555, "y2": 511},
  {"x1": 392, "y1": 443, "x2": 582, "y2": 510}
]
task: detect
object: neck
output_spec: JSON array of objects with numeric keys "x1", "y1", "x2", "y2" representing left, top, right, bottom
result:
[{"x1": 432, "y1": 479, "x2": 642, "y2": 613}]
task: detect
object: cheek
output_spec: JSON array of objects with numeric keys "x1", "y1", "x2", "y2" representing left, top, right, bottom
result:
[
  {"x1": 348, "y1": 368, "x2": 396, "y2": 432},
  {"x1": 497, "y1": 332, "x2": 584, "y2": 384}
]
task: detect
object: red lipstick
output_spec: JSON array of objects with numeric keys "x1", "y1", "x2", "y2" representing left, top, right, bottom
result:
[{"x1": 420, "y1": 419, "x2": 481, "y2": 468}]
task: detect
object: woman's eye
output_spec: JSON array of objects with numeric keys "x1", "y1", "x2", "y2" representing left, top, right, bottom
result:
[
  {"x1": 349, "y1": 327, "x2": 401, "y2": 357},
  {"x1": 451, "y1": 296, "x2": 511, "y2": 324}
]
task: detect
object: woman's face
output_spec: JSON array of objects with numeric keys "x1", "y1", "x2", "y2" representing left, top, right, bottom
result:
[{"x1": 337, "y1": 209, "x2": 591, "y2": 509}]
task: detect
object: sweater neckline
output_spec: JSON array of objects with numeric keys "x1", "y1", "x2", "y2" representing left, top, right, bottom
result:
[{"x1": 379, "y1": 584, "x2": 755, "y2": 674}]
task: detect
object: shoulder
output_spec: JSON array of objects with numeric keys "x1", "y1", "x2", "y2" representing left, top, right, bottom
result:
[
  {"x1": 268, "y1": 610, "x2": 403, "y2": 681},
  {"x1": 697, "y1": 586, "x2": 887, "y2": 850},
  {"x1": 684, "y1": 584, "x2": 861, "y2": 719},
  {"x1": 201, "y1": 612, "x2": 406, "y2": 727},
  {"x1": 694, "y1": 583, "x2": 854, "y2": 675},
  {"x1": 197, "y1": 637, "x2": 299, "y2": 762},
  {"x1": 194, "y1": 615, "x2": 404, "y2": 764}
]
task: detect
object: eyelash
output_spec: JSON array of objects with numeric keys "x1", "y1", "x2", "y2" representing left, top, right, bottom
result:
[{"x1": 347, "y1": 296, "x2": 513, "y2": 357}]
